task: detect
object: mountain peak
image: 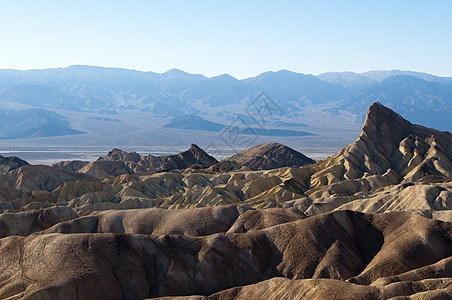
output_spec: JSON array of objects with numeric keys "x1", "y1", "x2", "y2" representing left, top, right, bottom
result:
[
  {"x1": 161, "y1": 68, "x2": 192, "y2": 78},
  {"x1": 360, "y1": 102, "x2": 412, "y2": 143},
  {"x1": 185, "y1": 144, "x2": 218, "y2": 166},
  {"x1": 227, "y1": 142, "x2": 315, "y2": 170},
  {"x1": 328, "y1": 101, "x2": 452, "y2": 182}
]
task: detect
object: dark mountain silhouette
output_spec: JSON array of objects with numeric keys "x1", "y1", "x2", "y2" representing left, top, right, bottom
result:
[{"x1": 226, "y1": 142, "x2": 315, "y2": 170}]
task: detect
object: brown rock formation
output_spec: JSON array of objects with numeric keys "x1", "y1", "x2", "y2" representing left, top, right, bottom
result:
[
  {"x1": 50, "y1": 160, "x2": 89, "y2": 173},
  {"x1": 0, "y1": 210, "x2": 450, "y2": 299},
  {"x1": 0, "y1": 154, "x2": 29, "y2": 175},
  {"x1": 226, "y1": 142, "x2": 315, "y2": 170},
  {"x1": 0, "y1": 206, "x2": 77, "y2": 238},
  {"x1": 52, "y1": 144, "x2": 219, "y2": 179},
  {"x1": 0, "y1": 165, "x2": 91, "y2": 203}
]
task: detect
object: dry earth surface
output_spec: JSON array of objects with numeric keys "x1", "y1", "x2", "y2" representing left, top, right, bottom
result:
[{"x1": 0, "y1": 102, "x2": 451, "y2": 299}]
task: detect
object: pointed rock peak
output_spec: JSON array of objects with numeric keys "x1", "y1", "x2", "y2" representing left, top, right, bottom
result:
[
  {"x1": 366, "y1": 102, "x2": 400, "y2": 120},
  {"x1": 360, "y1": 102, "x2": 412, "y2": 142},
  {"x1": 190, "y1": 144, "x2": 201, "y2": 150},
  {"x1": 185, "y1": 144, "x2": 218, "y2": 165}
]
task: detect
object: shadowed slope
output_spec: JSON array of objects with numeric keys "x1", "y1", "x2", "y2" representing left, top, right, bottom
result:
[
  {"x1": 0, "y1": 155, "x2": 29, "y2": 175},
  {"x1": 226, "y1": 142, "x2": 315, "y2": 170}
]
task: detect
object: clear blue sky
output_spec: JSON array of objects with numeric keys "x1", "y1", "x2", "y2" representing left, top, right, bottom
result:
[{"x1": 1, "y1": 0, "x2": 451, "y2": 78}]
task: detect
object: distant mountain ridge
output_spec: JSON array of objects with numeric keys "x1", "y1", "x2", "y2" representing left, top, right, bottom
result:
[
  {"x1": 0, "y1": 65, "x2": 451, "y2": 141},
  {"x1": 332, "y1": 75, "x2": 452, "y2": 130},
  {"x1": 0, "y1": 65, "x2": 348, "y2": 111}
]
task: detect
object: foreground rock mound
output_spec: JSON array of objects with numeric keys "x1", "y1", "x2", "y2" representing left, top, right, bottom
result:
[
  {"x1": 226, "y1": 142, "x2": 315, "y2": 170},
  {"x1": 0, "y1": 209, "x2": 450, "y2": 299},
  {"x1": 170, "y1": 276, "x2": 452, "y2": 300}
]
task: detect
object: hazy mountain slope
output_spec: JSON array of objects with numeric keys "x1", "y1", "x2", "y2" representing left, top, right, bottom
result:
[
  {"x1": 0, "y1": 108, "x2": 85, "y2": 139},
  {"x1": 317, "y1": 71, "x2": 377, "y2": 90},
  {"x1": 163, "y1": 114, "x2": 226, "y2": 131},
  {"x1": 182, "y1": 74, "x2": 249, "y2": 106},
  {"x1": 0, "y1": 84, "x2": 87, "y2": 111},
  {"x1": 362, "y1": 69, "x2": 452, "y2": 84},
  {"x1": 0, "y1": 65, "x2": 161, "y2": 95},
  {"x1": 244, "y1": 70, "x2": 350, "y2": 104},
  {"x1": 0, "y1": 66, "x2": 205, "y2": 112},
  {"x1": 0, "y1": 66, "x2": 351, "y2": 113},
  {"x1": 163, "y1": 114, "x2": 315, "y2": 136},
  {"x1": 335, "y1": 75, "x2": 452, "y2": 131}
]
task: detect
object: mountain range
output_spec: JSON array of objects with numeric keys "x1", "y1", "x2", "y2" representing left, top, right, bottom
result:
[{"x1": 0, "y1": 66, "x2": 451, "y2": 149}]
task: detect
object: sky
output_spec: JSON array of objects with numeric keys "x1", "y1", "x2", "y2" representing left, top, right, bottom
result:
[{"x1": 0, "y1": 0, "x2": 451, "y2": 78}]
